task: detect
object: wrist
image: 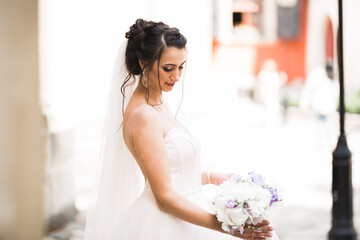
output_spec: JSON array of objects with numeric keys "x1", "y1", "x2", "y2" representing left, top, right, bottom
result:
[
  {"x1": 207, "y1": 171, "x2": 211, "y2": 184},
  {"x1": 211, "y1": 214, "x2": 226, "y2": 233}
]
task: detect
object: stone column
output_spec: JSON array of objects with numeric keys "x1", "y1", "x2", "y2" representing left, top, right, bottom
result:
[{"x1": 0, "y1": 0, "x2": 45, "y2": 240}]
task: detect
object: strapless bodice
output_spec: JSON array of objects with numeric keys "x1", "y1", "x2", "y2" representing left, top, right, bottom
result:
[
  {"x1": 165, "y1": 127, "x2": 201, "y2": 193},
  {"x1": 144, "y1": 127, "x2": 202, "y2": 195}
]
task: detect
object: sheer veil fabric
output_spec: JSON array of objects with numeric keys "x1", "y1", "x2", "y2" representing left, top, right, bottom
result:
[{"x1": 84, "y1": 39, "x2": 145, "y2": 240}]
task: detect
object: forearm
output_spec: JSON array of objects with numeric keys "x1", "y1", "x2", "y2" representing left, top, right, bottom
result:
[
  {"x1": 201, "y1": 171, "x2": 232, "y2": 186},
  {"x1": 156, "y1": 189, "x2": 275, "y2": 239},
  {"x1": 201, "y1": 171, "x2": 211, "y2": 185},
  {"x1": 156, "y1": 190, "x2": 224, "y2": 233}
]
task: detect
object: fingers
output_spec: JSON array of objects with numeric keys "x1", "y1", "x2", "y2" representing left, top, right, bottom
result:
[
  {"x1": 253, "y1": 229, "x2": 273, "y2": 238},
  {"x1": 233, "y1": 220, "x2": 275, "y2": 239},
  {"x1": 245, "y1": 222, "x2": 273, "y2": 232},
  {"x1": 242, "y1": 233, "x2": 273, "y2": 240},
  {"x1": 256, "y1": 219, "x2": 270, "y2": 227},
  {"x1": 246, "y1": 227, "x2": 273, "y2": 235},
  {"x1": 239, "y1": 232, "x2": 272, "y2": 240},
  {"x1": 244, "y1": 220, "x2": 270, "y2": 231},
  {"x1": 236, "y1": 227, "x2": 273, "y2": 239},
  {"x1": 255, "y1": 225, "x2": 273, "y2": 232}
]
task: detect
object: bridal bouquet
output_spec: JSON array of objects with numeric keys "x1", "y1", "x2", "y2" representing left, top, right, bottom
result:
[{"x1": 212, "y1": 171, "x2": 282, "y2": 234}]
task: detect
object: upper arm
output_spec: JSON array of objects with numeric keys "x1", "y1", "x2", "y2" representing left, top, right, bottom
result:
[
  {"x1": 131, "y1": 108, "x2": 172, "y2": 203},
  {"x1": 127, "y1": 108, "x2": 222, "y2": 230}
]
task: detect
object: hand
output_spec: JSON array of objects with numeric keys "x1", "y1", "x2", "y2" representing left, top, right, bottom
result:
[
  {"x1": 208, "y1": 172, "x2": 233, "y2": 186},
  {"x1": 233, "y1": 219, "x2": 274, "y2": 239}
]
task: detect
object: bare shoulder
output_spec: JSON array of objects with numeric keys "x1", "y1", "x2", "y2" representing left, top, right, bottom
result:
[
  {"x1": 162, "y1": 102, "x2": 173, "y2": 112},
  {"x1": 126, "y1": 104, "x2": 161, "y2": 124},
  {"x1": 124, "y1": 104, "x2": 164, "y2": 137}
]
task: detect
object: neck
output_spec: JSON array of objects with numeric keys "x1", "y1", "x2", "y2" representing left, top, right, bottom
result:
[{"x1": 136, "y1": 82, "x2": 163, "y2": 105}]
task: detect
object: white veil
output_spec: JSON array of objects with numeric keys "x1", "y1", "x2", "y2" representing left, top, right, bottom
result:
[{"x1": 84, "y1": 39, "x2": 144, "y2": 240}]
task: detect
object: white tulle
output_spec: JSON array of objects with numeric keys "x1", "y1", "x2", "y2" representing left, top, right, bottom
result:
[{"x1": 84, "y1": 39, "x2": 145, "y2": 240}]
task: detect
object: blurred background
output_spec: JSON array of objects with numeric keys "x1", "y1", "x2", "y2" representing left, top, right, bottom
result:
[{"x1": 1, "y1": 0, "x2": 360, "y2": 239}]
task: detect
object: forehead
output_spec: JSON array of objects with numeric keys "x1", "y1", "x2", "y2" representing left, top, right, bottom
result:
[{"x1": 160, "y1": 47, "x2": 187, "y2": 64}]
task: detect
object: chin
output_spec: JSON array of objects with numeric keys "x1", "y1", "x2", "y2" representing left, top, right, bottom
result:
[{"x1": 163, "y1": 88, "x2": 173, "y2": 93}]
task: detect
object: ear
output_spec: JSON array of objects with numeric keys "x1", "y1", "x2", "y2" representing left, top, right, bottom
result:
[{"x1": 139, "y1": 59, "x2": 145, "y2": 70}]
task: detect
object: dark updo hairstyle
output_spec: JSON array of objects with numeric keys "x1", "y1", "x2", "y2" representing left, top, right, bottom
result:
[{"x1": 121, "y1": 18, "x2": 187, "y2": 108}]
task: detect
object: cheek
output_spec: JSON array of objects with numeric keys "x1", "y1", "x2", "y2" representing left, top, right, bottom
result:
[
  {"x1": 149, "y1": 69, "x2": 160, "y2": 84},
  {"x1": 159, "y1": 71, "x2": 170, "y2": 84},
  {"x1": 150, "y1": 69, "x2": 158, "y2": 78}
]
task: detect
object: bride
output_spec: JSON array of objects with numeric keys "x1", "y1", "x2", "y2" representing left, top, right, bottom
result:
[{"x1": 84, "y1": 18, "x2": 276, "y2": 240}]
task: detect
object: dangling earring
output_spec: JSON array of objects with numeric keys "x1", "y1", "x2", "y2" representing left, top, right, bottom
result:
[{"x1": 141, "y1": 69, "x2": 149, "y2": 88}]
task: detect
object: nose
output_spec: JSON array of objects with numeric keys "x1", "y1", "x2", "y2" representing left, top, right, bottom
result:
[{"x1": 171, "y1": 69, "x2": 181, "y2": 82}]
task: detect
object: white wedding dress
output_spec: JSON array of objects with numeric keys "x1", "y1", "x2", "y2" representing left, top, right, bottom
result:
[
  {"x1": 85, "y1": 41, "x2": 278, "y2": 240},
  {"x1": 111, "y1": 125, "x2": 229, "y2": 240}
]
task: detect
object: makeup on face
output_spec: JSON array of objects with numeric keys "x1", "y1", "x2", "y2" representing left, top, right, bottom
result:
[
  {"x1": 148, "y1": 48, "x2": 187, "y2": 92},
  {"x1": 161, "y1": 60, "x2": 186, "y2": 73}
]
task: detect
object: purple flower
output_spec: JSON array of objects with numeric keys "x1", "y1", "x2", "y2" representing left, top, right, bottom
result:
[
  {"x1": 267, "y1": 187, "x2": 279, "y2": 206},
  {"x1": 226, "y1": 199, "x2": 238, "y2": 208},
  {"x1": 230, "y1": 226, "x2": 238, "y2": 234},
  {"x1": 231, "y1": 174, "x2": 242, "y2": 183},
  {"x1": 244, "y1": 202, "x2": 252, "y2": 215},
  {"x1": 252, "y1": 216, "x2": 264, "y2": 225},
  {"x1": 248, "y1": 171, "x2": 265, "y2": 185}
]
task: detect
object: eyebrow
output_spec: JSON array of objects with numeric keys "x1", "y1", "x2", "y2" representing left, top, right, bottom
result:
[{"x1": 162, "y1": 60, "x2": 187, "y2": 67}]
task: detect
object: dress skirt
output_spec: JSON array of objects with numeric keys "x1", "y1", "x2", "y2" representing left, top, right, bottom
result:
[{"x1": 111, "y1": 184, "x2": 230, "y2": 240}]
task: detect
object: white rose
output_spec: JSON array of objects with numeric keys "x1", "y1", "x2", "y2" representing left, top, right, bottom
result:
[
  {"x1": 216, "y1": 211, "x2": 226, "y2": 223},
  {"x1": 226, "y1": 208, "x2": 249, "y2": 226},
  {"x1": 248, "y1": 203, "x2": 263, "y2": 218},
  {"x1": 221, "y1": 223, "x2": 231, "y2": 233},
  {"x1": 232, "y1": 184, "x2": 251, "y2": 202},
  {"x1": 256, "y1": 189, "x2": 272, "y2": 206}
]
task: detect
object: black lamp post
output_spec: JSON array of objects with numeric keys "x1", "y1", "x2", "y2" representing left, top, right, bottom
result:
[{"x1": 328, "y1": 0, "x2": 357, "y2": 239}]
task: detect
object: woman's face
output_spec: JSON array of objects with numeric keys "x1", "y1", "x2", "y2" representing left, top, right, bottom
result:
[{"x1": 148, "y1": 47, "x2": 187, "y2": 92}]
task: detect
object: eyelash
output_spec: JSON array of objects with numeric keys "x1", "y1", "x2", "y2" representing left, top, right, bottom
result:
[{"x1": 163, "y1": 66, "x2": 184, "y2": 72}]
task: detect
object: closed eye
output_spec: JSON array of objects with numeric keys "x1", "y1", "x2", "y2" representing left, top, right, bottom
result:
[{"x1": 163, "y1": 67, "x2": 173, "y2": 72}]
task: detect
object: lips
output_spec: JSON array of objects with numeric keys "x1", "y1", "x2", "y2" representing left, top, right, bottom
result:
[{"x1": 165, "y1": 82, "x2": 175, "y2": 87}]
